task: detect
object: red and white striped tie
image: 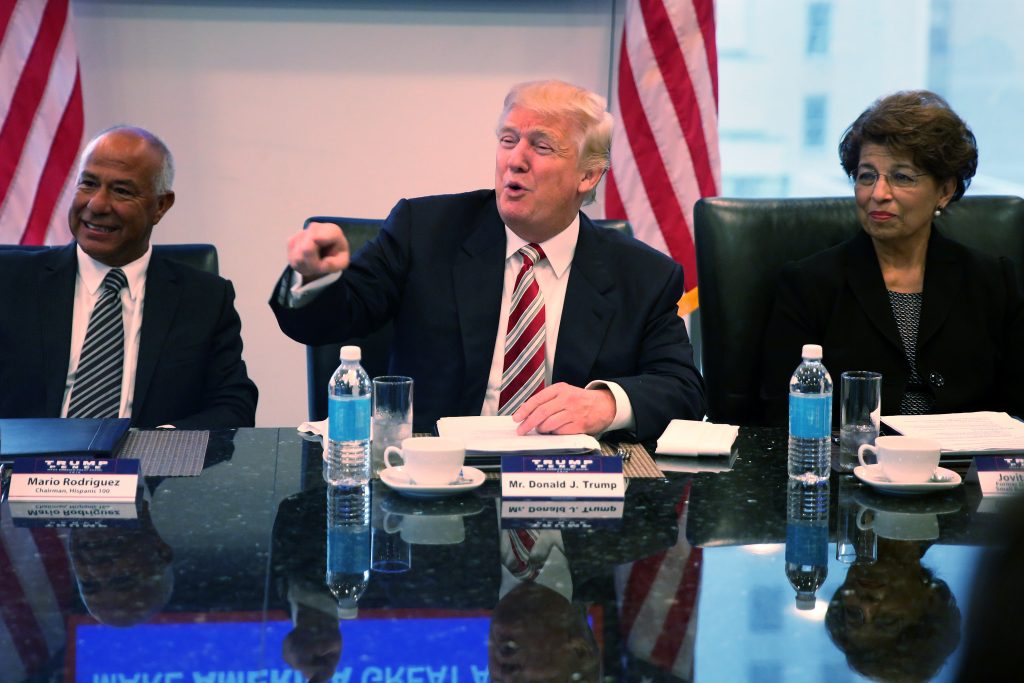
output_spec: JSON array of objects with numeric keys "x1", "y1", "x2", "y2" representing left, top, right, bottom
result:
[
  {"x1": 498, "y1": 243, "x2": 547, "y2": 415},
  {"x1": 504, "y1": 528, "x2": 541, "y2": 580}
]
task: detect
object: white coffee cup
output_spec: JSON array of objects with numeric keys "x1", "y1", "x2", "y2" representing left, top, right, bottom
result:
[
  {"x1": 384, "y1": 436, "x2": 465, "y2": 486},
  {"x1": 384, "y1": 512, "x2": 465, "y2": 545},
  {"x1": 856, "y1": 508, "x2": 940, "y2": 541},
  {"x1": 858, "y1": 435, "x2": 941, "y2": 483}
]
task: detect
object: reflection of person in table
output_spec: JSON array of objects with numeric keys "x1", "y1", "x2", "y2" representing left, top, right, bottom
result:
[
  {"x1": 489, "y1": 580, "x2": 600, "y2": 683},
  {"x1": 69, "y1": 499, "x2": 175, "y2": 627},
  {"x1": 825, "y1": 538, "x2": 960, "y2": 682},
  {"x1": 491, "y1": 478, "x2": 700, "y2": 681},
  {"x1": 271, "y1": 486, "x2": 345, "y2": 683}
]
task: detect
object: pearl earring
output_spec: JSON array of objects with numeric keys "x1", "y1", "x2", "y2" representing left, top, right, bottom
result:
[{"x1": 934, "y1": 207, "x2": 942, "y2": 217}]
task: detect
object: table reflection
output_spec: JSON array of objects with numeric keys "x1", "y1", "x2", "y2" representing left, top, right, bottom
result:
[
  {"x1": 825, "y1": 538, "x2": 961, "y2": 682},
  {"x1": 69, "y1": 498, "x2": 175, "y2": 627},
  {"x1": 0, "y1": 427, "x2": 1014, "y2": 682}
]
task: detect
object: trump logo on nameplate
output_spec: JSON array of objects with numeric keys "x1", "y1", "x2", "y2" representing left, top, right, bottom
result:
[
  {"x1": 8, "y1": 457, "x2": 140, "y2": 503},
  {"x1": 500, "y1": 454, "x2": 624, "y2": 499}
]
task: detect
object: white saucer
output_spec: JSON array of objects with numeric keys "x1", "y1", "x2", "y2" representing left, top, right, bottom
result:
[
  {"x1": 379, "y1": 466, "x2": 486, "y2": 499},
  {"x1": 853, "y1": 464, "x2": 962, "y2": 495}
]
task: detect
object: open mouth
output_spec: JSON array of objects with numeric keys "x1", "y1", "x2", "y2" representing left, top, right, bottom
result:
[{"x1": 83, "y1": 221, "x2": 117, "y2": 234}]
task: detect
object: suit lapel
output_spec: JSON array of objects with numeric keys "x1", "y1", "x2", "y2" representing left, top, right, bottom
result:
[
  {"x1": 844, "y1": 232, "x2": 904, "y2": 352},
  {"x1": 133, "y1": 255, "x2": 182, "y2": 417},
  {"x1": 452, "y1": 201, "x2": 506, "y2": 415},
  {"x1": 917, "y1": 229, "x2": 961, "y2": 349},
  {"x1": 552, "y1": 216, "x2": 615, "y2": 385},
  {"x1": 40, "y1": 245, "x2": 78, "y2": 413}
]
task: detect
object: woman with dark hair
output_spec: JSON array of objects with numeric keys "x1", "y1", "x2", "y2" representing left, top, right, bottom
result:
[
  {"x1": 825, "y1": 539, "x2": 961, "y2": 682},
  {"x1": 761, "y1": 90, "x2": 1024, "y2": 422}
]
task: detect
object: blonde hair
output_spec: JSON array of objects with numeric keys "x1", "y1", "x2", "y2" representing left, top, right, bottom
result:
[{"x1": 498, "y1": 80, "x2": 613, "y2": 204}]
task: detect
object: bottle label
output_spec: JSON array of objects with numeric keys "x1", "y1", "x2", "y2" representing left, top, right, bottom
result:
[
  {"x1": 786, "y1": 522, "x2": 828, "y2": 565},
  {"x1": 327, "y1": 529, "x2": 371, "y2": 573},
  {"x1": 328, "y1": 395, "x2": 372, "y2": 441},
  {"x1": 789, "y1": 394, "x2": 832, "y2": 438}
]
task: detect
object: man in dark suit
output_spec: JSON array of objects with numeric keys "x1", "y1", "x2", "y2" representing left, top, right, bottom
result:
[
  {"x1": 0, "y1": 126, "x2": 257, "y2": 429},
  {"x1": 271, "y1": 80, "x2": 703, "y2": 441}
]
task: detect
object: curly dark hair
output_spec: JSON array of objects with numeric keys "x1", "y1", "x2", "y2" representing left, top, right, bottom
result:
[
  {"x1": 839, "y1": 90, "x2": 978, "y2": 202},
  {"x1": 825, "y1": 567, "x2": 961, "y2": 682}
]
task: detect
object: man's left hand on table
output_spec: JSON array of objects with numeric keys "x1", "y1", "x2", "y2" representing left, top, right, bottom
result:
[{"x1": 512, "y1": 383, "x2": 615, "y2": 436}]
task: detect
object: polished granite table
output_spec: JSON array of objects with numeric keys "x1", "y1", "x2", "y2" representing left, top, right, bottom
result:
[{"x1": 0, "y1": 427, "x2": 1009, "y2": 682}]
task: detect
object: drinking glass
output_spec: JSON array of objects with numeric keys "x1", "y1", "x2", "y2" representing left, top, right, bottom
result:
[
  {"x1": 835, "y1": 475, "x2": 876, "y2": 564},
  {"x1": 371, "y1": 376, "x2": 413, "y2": 476},
  {"x1": 839, "y1": 371, "x2": 882, "y2": 472}
]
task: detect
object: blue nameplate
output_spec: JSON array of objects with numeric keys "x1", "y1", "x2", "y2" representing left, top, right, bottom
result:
[
  {"x1": 8, "y1": 501, "x2": 140, "y2": 528},
  {"x1": 500, "y1": 499, "x2": 624, "y2": 529},
  {"x1": 9, "y1": 457, "x2": 140, "y2": 502},
  {"x1": 500, "y1": 453, "x2": 624, "y2": 499},
  {"x1": 967, "y1": 455, "x2": 1024, "y2": 498}
]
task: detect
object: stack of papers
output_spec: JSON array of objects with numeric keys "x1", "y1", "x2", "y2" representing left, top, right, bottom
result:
[
  {"x1": 436, "y1": 416, "x2": 600, "y2": 454},
  {"x1": 655, "y1": 420, "x2": 739, "y2": 457},
  {"x1": 881, "y1": 411, "x2": 1024, "y2": 454}
]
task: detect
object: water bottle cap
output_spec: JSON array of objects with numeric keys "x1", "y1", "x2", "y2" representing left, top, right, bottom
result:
[
  {"x1": 339, "y1": 345, "x2": 362, "y2": 362},
  {"x1": 795, "y1": 593, "x2": 817, "y2": 610},
  {"x1": 801, "y1": 344, "x2": 823, "y2": 360}
]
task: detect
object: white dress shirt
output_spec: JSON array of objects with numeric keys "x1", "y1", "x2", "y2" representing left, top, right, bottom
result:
[
  {"x1": 289, "y1": 216, "x2": 635, "y2": 433},
  {"x1": 61, "y1": 246, "x2": 151, "y2": 419},
  {"x1": 499, "y1": 528, "x2": 573, "y2": 602}
]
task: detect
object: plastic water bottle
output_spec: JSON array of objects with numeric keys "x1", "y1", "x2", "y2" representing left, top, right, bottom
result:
[
  {"x1": 788, "y1": 343, "x2": 833, "y2": 483},
  {"x1": 325, "y1": 484, "x2": 370, "y2": 619},
  {"x1": 785, "y1": 479, "x2": 830, "y2": 610},
  {"x1": 326, "y1": 345, "x2": 372, "y2": 486}
]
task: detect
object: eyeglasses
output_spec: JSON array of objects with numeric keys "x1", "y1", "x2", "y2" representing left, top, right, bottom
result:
[{"x1": 854, "y1": 169, "x2": 929, "y2": 189}]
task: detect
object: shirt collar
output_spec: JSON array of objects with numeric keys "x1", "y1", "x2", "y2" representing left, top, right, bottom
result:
[
  {"x1": 504, "y1": 214, "x2": 579, "y2": 279},
  {"x1": 76, "y1": 245, "x2": 152, "y2": 300}
]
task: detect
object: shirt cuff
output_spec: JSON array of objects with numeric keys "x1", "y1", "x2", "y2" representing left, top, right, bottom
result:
[
  {"x1": 584, "y1": 380, "x2": 635, "y2": 434},
  {"x1": 287, "y1": 269, "x2": 342, "y2": 308}
]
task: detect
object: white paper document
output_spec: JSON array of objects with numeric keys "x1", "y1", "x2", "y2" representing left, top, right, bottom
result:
[
  {"x1": 655, "y1": 419, "x2": 739, "y2": 457},
  {"x1": 881, "y1": 411, "x2": 1024, "y2": 453},
  {"x1": 436, "y1": 416, "x2": 600, "y2": 453}
]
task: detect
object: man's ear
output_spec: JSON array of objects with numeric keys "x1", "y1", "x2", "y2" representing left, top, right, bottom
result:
[
  {"x1": 153, "y1": 191, "x2": 175, "y2": 225},
  {"x1": 578, "y1": 168, "x2": 605, "y2": 196}
]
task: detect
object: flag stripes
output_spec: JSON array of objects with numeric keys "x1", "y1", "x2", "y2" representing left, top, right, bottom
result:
[
  {"x1": 0, "y1": 0, "x2": 83, "y2": 245},
  {"x1": 606, "y1": 0, "x2": 721, "y2": 313}
]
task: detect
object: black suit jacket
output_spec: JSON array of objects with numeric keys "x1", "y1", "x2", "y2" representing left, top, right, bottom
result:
[
  {"x1": 760, "y1": 228, "x2": 1024, "y2": 424},
  {"x1": 271, "y1": 190, "x2": 704, "y2": 441},
  {"x1": 0, "y1": 244, "x2": 258, "y2": 429}
]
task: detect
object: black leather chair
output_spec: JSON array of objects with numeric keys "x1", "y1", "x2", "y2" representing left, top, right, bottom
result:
[
  {"x1": 0, "y1": 243, "x2": 219, "y2": 275},
  {"x1": 303, "y1": 216, "x2": 633, "y2": 421},
  {"x1": 694, "y1": 195, "x2": 1024, "y2": 425}
]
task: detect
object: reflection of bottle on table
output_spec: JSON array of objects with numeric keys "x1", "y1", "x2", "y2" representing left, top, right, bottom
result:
[
  {"x1": 785, "y1": 479, "x2": 830, "y2": 610},
  {"x1": 326, "y1": 484, "x2": 370, "y2": 618}
]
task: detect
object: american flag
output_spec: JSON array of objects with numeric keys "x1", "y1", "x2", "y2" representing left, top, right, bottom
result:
[
  {"x1": 0, "y1": 516, "x2": 74, "y2": 681},
  {"x1": 615, "y1": 481, "x2": 702, "y2": 680},
  {"x1": 0, "y1": 0, "x2": 84, "y2": 246},
  {"x1": 605, "y1": 0, "x2": 720, "y2": 316}
]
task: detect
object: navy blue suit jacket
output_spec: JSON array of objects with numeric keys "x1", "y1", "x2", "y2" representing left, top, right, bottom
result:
[
  {"x1": 0, "y1": 244, "x2": 258, "y2": 429},
  {"x1": 760, "y1": 228, "x2": 1024, "y2": 424},
  {"x1": 271, "y1": 190, "x2": 704, "y2": 441}
]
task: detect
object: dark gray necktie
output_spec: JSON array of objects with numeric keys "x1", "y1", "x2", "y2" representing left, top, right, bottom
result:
[{"x1": 67, "y1": 268, "x2": 128, "y2": 418}]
